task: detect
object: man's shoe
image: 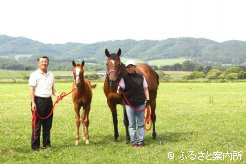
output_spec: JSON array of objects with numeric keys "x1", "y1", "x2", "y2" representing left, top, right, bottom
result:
[{"x1": 132, "y1": 144, "x2": 138, "y2": 147}]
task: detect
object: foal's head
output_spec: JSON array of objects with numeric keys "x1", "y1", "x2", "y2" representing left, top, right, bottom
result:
[
  {"x1": 72, "y1": 60, "x2": 85, "y2": 87},
  {"x1": 105, "y1": 48, "x2": 123, "y2": 85}
]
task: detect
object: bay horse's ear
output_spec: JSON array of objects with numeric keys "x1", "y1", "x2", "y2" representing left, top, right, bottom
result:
[
  {"x1": 82, "y1": 60, "x2": 85, "y2": 66},
  {"x1": 72, "y1": 60, "x2": 76, "y2": 67},
  {"x1": 117, "y1": 48, "x2": 121, "y2": 56},
  {"x1": 105, "y1": 49, "x2": 110, "y2": 58}
]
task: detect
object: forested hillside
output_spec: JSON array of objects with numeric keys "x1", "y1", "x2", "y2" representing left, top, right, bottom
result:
[{"x1": 0, "y1": 35, "x2": 246, "y2": 70}]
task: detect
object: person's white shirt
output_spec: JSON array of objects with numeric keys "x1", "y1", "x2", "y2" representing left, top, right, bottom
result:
[{"x1": 29, "y1": 69, "x2": 54, "y2": 98}]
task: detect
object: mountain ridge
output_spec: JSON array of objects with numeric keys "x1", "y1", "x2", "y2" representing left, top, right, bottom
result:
[{"x1": 0, "y1": 35, "x2": 246, "y2": 66}]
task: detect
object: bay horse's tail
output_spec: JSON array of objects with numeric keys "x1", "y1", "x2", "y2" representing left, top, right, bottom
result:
[{"x1": 155, "y1": 71, "x2": 159, "y2": 85}]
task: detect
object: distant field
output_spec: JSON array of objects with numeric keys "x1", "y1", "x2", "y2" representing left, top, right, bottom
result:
[
  {"x1": 14, "y1": 54, "x2": 33, "y2": 60},
  {"x1": 0, "y1": 70, "x2": 192, "y2": 82},
  {"x1": 148, "y1": 58, "x2": 190, "y2": 67},
  {"x1": 0, "y1": 70, "x2": 31, "y2": 78},
  {"x1": 0, "y1": 70, "x2": 92, "y2": 77},
  {"x1": 164, "y1": 71, "x2": 192, "y2": 80},
  {"x1": 0, "y1": 82, "x2": 245, "y2": 163},
  {"x1": 120, "y1": 57, "x2": 189, "y2": 67}
]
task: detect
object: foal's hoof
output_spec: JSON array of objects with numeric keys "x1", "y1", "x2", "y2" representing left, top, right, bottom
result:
[
  {"x1": 75, "y1": 140, "x2": 79, "y2": 146},
  {"x1": 86, "y1": 139, "x2": 90, "y2": 144},
  {"x1": 83, "y1": 136, "x2": 86, "y2": 140}
]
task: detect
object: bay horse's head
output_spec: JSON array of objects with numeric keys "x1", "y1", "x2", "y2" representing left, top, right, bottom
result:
[
  {"x1": 72, "y1": 60, "x2": 85, "y2": 87},
  {"x1": 105, "y1": 48, "x2": 123, "y2": 86}
]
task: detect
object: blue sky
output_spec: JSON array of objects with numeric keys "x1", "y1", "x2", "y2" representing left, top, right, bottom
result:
[{"x1": 0, "y1": 0, "x2": 245, "y2": 44}]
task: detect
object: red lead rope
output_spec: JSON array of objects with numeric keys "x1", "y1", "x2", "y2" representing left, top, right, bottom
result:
[
  {"x1": 32, "y1": 88, "x2": 76, "y2": 139},
  {"x1": 144, "y1": 105, "x2": 152, "y2": 131},
  {"x1": 122, "y1": 93, "x2": 152, "y2": 131}
]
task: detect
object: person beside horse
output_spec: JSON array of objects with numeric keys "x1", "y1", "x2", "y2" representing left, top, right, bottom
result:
[
  {"x1": 117, "y1": 59, "x2": 150, "y2": 147},
  {"x1": 104, "y1": 48, "x2": 159, "y2": 145},
  {"x1": 29, "y1": 56, "x2": 60, "y2": 151}
]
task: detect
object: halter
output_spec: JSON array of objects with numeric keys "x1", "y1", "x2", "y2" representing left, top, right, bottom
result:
[
  {"x1": 106, "y1": 64, "x2": 122, "y2": 86},
  {"x1": 107, "y1": 69, "x2": 121, "y2": 78}
]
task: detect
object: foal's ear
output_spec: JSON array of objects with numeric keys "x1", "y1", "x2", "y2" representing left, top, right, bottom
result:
[
  {"x1": 105, "y1": 49, "x2": 110, "y2": 58},
  {"x1": 72, "y1": 60, "x2": 76, "y2": 67},
  {"x1": 82, "y1": 60, "x2": 85, "y2": 66},
  {"x1": 117, "y1": 48, "x2": 121, "y2": 56}
]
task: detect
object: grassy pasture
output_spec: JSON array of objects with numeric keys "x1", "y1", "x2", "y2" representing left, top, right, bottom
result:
[
  {"x1": 148, "y1": 58, "x2": 189, "y2": 67},
  {"x1": 0, "y1": 82, "x2": 246, "y2": 163}
]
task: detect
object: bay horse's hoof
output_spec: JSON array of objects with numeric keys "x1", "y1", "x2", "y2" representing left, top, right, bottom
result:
[
  {"x1": 86, "y1": 139, "x2": 89, "y2": 144},
  {"x1": 126, "y1": 136, "x2": 130, "y2": 144},
  {"x1": 152, "y1": 133, "x2": 157, "y2": 140},
  {"x1": 75, "y1": 140, "x2": 79, "y2": 146}
]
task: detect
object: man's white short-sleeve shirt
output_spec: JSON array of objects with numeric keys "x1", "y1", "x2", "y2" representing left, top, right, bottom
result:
[{"x1": 29, "y1": 69, "x2": 54, "y2": 98}]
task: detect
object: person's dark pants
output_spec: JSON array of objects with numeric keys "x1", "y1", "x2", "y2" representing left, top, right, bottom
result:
[{"x1": 31, "y1": 96, "x2": 53, "y2": 150}]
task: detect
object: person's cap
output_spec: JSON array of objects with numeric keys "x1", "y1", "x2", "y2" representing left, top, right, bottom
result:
[{"x1": 125, "y1": 59, "x2": 136, "y2": 67}]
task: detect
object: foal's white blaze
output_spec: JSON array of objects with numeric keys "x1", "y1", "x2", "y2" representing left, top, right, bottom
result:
[{"x1": 75, "y1": 67, "x2": 80, "y2": 82}]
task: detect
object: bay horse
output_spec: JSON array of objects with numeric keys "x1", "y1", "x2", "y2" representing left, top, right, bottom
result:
[
  {"x1": 104, "y1": 48, "x2": 159, "y2": 143},
  {"x1": 72, "y1": 60, "x2": 96, "y2": 145}
]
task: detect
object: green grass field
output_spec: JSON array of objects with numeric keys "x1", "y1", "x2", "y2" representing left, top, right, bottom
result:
[{"x1": 0, "y1": 82, "x2": 245, "y2": 163}]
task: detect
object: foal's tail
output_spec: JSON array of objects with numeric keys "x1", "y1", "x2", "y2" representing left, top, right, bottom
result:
[
  {"x1": 90, "y1": 83, "x2": 97, "y2": 89},
  {"x1": 88, "y1": 80, "x2": 97, "y2": 89}
]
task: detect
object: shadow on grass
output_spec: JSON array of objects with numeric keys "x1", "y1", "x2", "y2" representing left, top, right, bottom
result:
[
  {"x1": 145, "y1": 131, "x2": 196, "y2": 144},
  {"x1": 3, "y1": 131, "x2": 197, "y2": 154}
]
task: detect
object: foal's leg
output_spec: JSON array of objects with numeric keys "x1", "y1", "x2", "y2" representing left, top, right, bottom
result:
[
  {"x1": 74, "y1": 104, "x2": 81, "y2": 145},
  {"x1": 150, "y1": 99, "x2": 157, "y2": 139},
  {"x1": 83, "y1": 104, "x2": 90, "y2": 144},
  {"x1": 81, "y1": 106, "x2": 86, "y2": 141}
]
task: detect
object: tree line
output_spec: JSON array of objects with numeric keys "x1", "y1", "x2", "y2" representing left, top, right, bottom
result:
[{"x1": 152, "y1": 60, "x2": 246, "y2": 80}]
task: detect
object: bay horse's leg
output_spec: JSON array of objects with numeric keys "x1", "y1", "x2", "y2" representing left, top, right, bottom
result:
[
  {"x1": 83, "y1": 104, "x2": 90, "y2": 144},
  {"x1": 109, "y1": 103, "x2": 119, "y2": 142},
  {"x1": 74, "y1": 104, "x2": 81, "y2": 145},
  {"x1": 150, "y1": 99, "x2": 157, "y2": 139},
  {"x1": 123, "y1": 107, "x2": 130, "y2": 144}
]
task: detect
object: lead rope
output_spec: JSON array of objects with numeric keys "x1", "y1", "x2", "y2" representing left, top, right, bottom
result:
[
  {"x1": 32, "y1": 88, "x2": 76, "y2": 139},
  {"x1": 122, "y1": 93, "x2": 152, "y2": 131}
]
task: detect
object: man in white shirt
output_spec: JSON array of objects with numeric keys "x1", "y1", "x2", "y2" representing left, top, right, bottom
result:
[{"x1": 29, "y1": 56, "x2": 59, "y2": 151}]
